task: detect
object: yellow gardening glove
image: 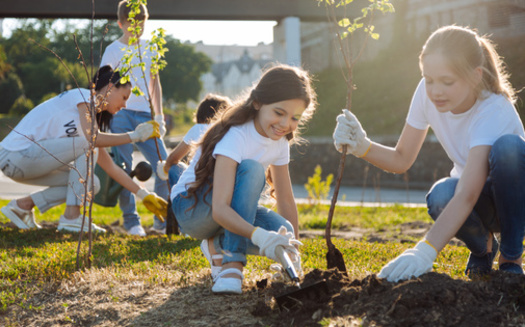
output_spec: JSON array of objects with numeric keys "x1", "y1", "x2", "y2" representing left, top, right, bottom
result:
[
  {"x1": 136, "y1": 188, "x2": 168, "y2": 222},
  {"x1": 128, "y1": 121, "x2": 160, "y2": 143}
]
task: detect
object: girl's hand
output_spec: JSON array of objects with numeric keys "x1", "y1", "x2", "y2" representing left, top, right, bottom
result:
[
  {"x1": 156, "y1": 160, "x2": 169, "y2": 181},
  {"x1": 251, "y1": 226, "x2": 301, "y2": 262},
  {"x1": 136, "y1": 188, "x2": 168, "y2": 221},
  {"x1": 333, "y1": 109, "x2": 371, "y2": 157},
  {"x1": 154, "y1": 115, "x2": 167, "y2": 137},
  {"x1": 128, "y1": 121, "x2": 160, "y2": 143},
  {"x1": 378, "y1": 240, "x2": 437, "y2": 282}
]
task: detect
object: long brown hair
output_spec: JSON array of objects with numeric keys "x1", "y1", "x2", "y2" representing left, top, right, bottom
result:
[
  {"x1": 185, "y1": 64, "x2": 317, "y2": 207},
  {"x1": 419, "y1": 25, "x2": 516, "y2": 103}
]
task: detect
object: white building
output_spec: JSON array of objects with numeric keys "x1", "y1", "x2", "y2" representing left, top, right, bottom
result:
[
  {"x1": 191, "y1": 0, "x2": 525, "y2": 99},
  {"x1": 196, "y1": 45, "x2": 273, "y2": 101}
]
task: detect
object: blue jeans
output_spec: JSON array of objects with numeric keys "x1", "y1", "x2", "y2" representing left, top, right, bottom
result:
[
  {"x1": 172, "y1": 160, "x2": 294, "y2": 266},
  {"x1": 168, "y1": 162, "x2": 187, "y2": 190},
  {"x1": 110, "y1": 109, "x2": 168, "y2": 230},
  {"x1": 426, "y1": 134, "x2": 525, "y2": 261}
]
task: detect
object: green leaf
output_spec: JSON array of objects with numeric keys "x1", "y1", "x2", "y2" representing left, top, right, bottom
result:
[
  {"x1": 338, "y1": 18, "x2": 351, "y2": 28},
  {"x1": 132, "y1": 86, "x2": 144, "y2": 96}
]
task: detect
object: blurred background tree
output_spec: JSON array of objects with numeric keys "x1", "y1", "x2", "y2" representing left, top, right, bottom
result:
[{"x1": 0, "y1": 19, "x2": 212, "y2": 123}]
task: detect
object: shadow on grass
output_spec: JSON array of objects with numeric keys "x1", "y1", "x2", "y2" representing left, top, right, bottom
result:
[{"x1": 129, "y1": 280, "x2": 271, "y2": 327}]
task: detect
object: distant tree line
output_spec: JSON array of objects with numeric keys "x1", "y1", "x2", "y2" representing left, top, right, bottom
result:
[{"x1": 0, "y1": 19, "x2": 212, "y2": 116}]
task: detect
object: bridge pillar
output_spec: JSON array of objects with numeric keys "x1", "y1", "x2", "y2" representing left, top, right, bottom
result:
[{"x1": 273, "y1": 16, "x2": 301, "y2": 66}]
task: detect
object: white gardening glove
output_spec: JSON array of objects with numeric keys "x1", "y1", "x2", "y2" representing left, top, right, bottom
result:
[
  {"x1": 276, "y1": 226, "x2": 304, "y2": 277},
  {"x1": 251, "y1": 226, "x2": 301, "y2": 262},
  {"x1": 127, "y1": 120, "x2": 160, "y2": 143},
  {"x1": 378, "y1": 240, "x2": 437, "y2": 282},
  {"x1": 333, "y1": 109, "x2": 371, "y2": 157},
  {"x1": 154, "y1": 114, "x2": 167, "y2": 138},
  {"x1": 156, "y1": 160, "x2": 169, "y2": 181}
]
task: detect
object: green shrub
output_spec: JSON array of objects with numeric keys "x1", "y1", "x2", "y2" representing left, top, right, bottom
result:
[
  {"x1": 0, "y1": 73, "x2": 24, "y2": 114},
  {"x1": 304, "y1": 164, "x2": 333, "y2": 206},
  {"x1": 0, "y1": 115, "x2": 22, "y2": 141},
  {"x1": 39, "y1": 92, "x2": 57, "y2": 103},
  {"x1": 8, "y1": 95, "x2": 34, "y2": 116}
]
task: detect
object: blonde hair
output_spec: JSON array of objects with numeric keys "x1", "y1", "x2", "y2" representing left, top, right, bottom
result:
[
  {"x1": 117, "y1": 0, "x2": 149, "y2": 24},
  {"x1": 185, "y1": 64, "x2": 317, "y2": 208},
  {"x1": 419, "y1": 25, "x2": 516, "y2": 103}
]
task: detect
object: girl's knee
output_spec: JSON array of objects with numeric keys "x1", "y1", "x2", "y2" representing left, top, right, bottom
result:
[
  {"x1": 426, "y1": 178, "x2": 457, "y2": 220},
  {"x1": 238, "y1": 160, "x2": 264, "y2": 177},
  {"x1": 490, "y1": 134, "x2": 524, "y2": 169},
  {"x1": 238, "y1": 160, "x2": 265, "y2": 187},
  {"x1": 275, "y1": 218, "x2": 294, "y2": 236}
]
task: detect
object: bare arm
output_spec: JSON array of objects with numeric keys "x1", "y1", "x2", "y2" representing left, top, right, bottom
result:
[
  {"x1": 150, "y1": 73, "x2": 163, "y2": 116},
  {"x1": 78, "y1": 103, "x2": 132, "y2": 147},
  {"x1": 96, "y1": 148, "x2": 140, "y2": 194},
  {"x1": 270, "y1": 164, "x2": 299, "y2": 239},
  {"x1": 364, "y1": 123, "x2": 428, "y2": 174},
  {"x1": 165, "y1": 141, "x2": 191, "y2": 171},
  {"x1": 211, "y1": 155, "x2": 257, "y2": 238},
  {"x1": 425, "y1": 145, "x2": 491, "y2": 251}
]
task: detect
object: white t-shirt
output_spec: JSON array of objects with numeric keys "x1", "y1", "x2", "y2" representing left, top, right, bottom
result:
[
  {"x1": 100, "y1": 39, "x2": 156, "y2": 113},
  {"x1": 407, "y1": 78, "x2": 525, "y2": 177},
  {"x1": 1, "y1": 88, "x2": 91, "y2": 151},
  {"x1": 183, "y1": 124, "x2": 209, "y2": 145},
  {"x1": 171, "y1": 120, "x2": 290, "y2": 200}
]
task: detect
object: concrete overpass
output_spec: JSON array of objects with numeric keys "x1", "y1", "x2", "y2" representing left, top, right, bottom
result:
[
  {"x1": 0, "y1": 0, "x2": 338, "y2": 65},
  {"x1": 0, "y1": 0, "x2": 330, "y2": 21}
]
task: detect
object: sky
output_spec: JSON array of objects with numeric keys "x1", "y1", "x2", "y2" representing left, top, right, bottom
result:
[
  {"x1": 1, "y1": 18, "x2": 276, "y2": 46},
  {"x1": 145, "y1": 20, "x2": 276, "y2": 46}
]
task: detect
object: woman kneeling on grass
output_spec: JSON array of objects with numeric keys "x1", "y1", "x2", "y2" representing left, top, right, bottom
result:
[
  {"x1": 333, "y1": 25, "x2": 525, "y2": 281},
  {"x1": 0, "y1": 65, "x2": 167, "y2": 233},
  {"x1": 171, "y1": 64, "x2": 317, "y2": 294}
]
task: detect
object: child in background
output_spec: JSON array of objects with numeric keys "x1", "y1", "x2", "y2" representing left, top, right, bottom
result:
[
  {"x1": 100, "y1": 0, "x2": 169, "y2": 236},
  {"x1": 333, "y1": 25, "x2": 525, "y2": 282},
  {"x1": 156, "y1": 93, "x2": 233, "y2": 188},
  {"x1": 171, "y1": 64, "x2": 316, "y2": 294},
  {"x1": 0, "y1": 66, "x2": 167, "y2": 232}
]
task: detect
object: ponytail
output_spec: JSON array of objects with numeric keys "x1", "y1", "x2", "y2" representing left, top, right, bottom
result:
[
  {"x1": 92, "y1": 65, "x2": 131, "y2": 131},
  {"x1": 93, "y1": 65, "x2": 129, "y2": 91}
]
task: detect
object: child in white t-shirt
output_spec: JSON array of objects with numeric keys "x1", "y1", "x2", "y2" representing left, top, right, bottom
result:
[
  {"x1": 100, "y1": 0, "x2": 169, "y2": 236},
  {"x1": 171, "y1": 64, "x2": 317, "y2": 294},
  {"x1": 156, "y1": 93, "x2": 232, "y2": 187},
  {"x1": 0, "y1": 66, "x2": 167, "y2": 233},
  {"x1": 333, "y1": 25, "x2": 525, "y2": 281}
]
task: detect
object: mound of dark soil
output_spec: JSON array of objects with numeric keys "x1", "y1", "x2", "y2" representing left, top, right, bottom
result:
[{"x1": 254, "y1": 268, "x2": 525, "y2": 326}]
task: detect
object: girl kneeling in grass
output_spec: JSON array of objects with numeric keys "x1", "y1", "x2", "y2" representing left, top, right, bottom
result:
[
  {"x1": 171, "y1": 64, "x2": 317, "y2": 294},
  {"x1": 0, "y1": 66, "x2": 167, "y2": 233},
  {"x1": 334, "y1": 25, "x2": 525, "y2": 281}
]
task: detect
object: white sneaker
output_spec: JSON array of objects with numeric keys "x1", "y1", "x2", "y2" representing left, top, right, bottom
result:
[
  {"x1": 57, "y1": 215, "x2": 106, "y2": 233},
  {"x1": 128, "y1": 225, "x2": 146, "y2": 236},
  {"x1": 1, "y1": 200, "x2": 41, "y2": 229},
  {"x1": 212, "y1": 268, "x2": 244, "y2": 295}
]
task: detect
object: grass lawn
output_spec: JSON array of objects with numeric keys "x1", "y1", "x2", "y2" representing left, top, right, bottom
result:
[{"x1": 0, "y1": 199, "x2": 471, "y2": 326}]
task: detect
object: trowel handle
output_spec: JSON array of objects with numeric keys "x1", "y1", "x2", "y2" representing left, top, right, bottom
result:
[{"x1": 275, "y1": 246, "x2": 300, "y2": 284}]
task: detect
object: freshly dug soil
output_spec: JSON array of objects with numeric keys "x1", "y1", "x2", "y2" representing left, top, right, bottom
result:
[
  {"x1": 4, "y1": 219, "x2": 525, "y2": 326},
  {"x1": 254, "y1": 268, "x2": 525, "y2": 326}
]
